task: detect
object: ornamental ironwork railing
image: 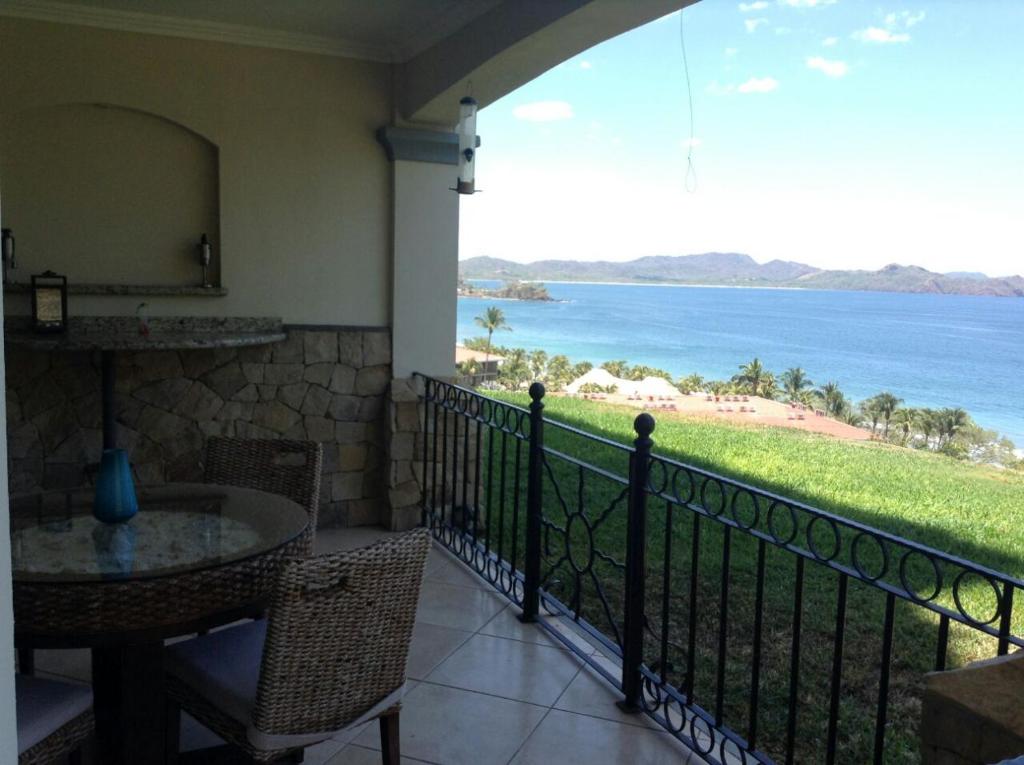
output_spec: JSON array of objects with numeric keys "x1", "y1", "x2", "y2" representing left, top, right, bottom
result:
[{"x1": 415, "y1": 375, "x2": 1023, "y2": 764}]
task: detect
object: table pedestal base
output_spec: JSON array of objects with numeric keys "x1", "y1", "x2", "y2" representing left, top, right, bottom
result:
[{"x1": 92, "y1": 643, "x2": 166, "y2": 765}]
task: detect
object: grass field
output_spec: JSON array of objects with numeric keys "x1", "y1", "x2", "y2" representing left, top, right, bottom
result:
[{"x1": 459, "y1": 392, "x2": 1024, "y2": 763}]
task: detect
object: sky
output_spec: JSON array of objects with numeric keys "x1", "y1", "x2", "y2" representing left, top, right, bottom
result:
[{"x1": 458, "y1": 0, "x2": 1024, "y2": 276}]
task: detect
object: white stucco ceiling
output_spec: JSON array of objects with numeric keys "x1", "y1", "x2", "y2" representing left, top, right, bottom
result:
[{"x1": 0, "y1": 0, "x2": 505, "y2": 61}]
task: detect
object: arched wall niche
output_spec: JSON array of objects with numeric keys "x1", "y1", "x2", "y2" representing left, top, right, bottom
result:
[{"x1": 0, "y1": 102, "x2": 220, "y2": 288}]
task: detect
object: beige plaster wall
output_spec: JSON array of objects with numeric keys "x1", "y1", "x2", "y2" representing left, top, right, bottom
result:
[
  {"x1": 0, "y1": 17, "x2": 392, "y2": 326},
  {"x1": 0, "y1": 328, "x2": 15, "y2": 764},
  {"x1": 2, "y1": 103, "x2": 220, "y2": 287}
]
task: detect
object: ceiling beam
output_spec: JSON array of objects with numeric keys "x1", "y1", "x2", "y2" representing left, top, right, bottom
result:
[{"x1": 399, "y1": 0, "x2": 698, "y2": 127}]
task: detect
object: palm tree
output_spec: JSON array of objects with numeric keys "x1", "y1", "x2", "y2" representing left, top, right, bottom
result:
[
  {"x1": 937, "y1": 408, "x2": 970, "y2": 447},
  {"x1": 915, "y1": 408, "x2": 937, "y2": 448},
  {"x1": 841, "y1": 407, "x2": 863, "y2": 427},
  {"x1": 759, "y1": 372, "x2": 780, "y2": 401},
  {"x1": 861, "y1": 397, "x2": 882, "y2": 434},
  {"x1": 546, "y1": 355, "x2": 572, "y2": 390},
  {"x1": 499, "y1": 348, "x2": 529, "y2": 390},
  {"x1": 734, "y1": 358, "x2": 769, "y2": 396},
  {"x1": 528, "y1": 349, "x2": 548, "y2": 381},
  {"x1": 474, "y1": 306, "x2": 511, "y2": 365},
  {"x1": 781, "y1": 367, "x2": 813, "y2": 402},
  {"x1": 676, "y1": 373, "x2": 705, "y2": 395},
  {"x1": 707, "y1": 380, "x2": 731, "y2": 396},
  {"x1": 601, "y1": 360, "x2": 629, "y2": 378},
  {"x1": 891, "y1": 408, "x2": 916, "y2": 446},
  {"x1": 571, "y1": 361, "x2": 593, "y2": 380},
  {"x1": 817, "y1": 381, "x2": 845, "y2": 417},
  {"x1": 873, "y1": 392, "x2": 903, "y2": 438}
]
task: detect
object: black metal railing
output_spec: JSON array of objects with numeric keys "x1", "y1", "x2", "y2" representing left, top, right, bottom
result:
[{"x1": 415, "y1": 375, "x2": 1024, "y2": 764}]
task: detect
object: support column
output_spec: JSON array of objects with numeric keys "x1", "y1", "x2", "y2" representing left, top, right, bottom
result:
[
  {"x1": 378, "y1": 125, "x2": 467, "y2": 529},
  {"x1": 378, "y1": 126, "x2": 463, "y2": 380}
]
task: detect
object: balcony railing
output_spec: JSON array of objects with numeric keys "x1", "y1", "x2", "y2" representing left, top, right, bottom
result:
[{"x1": 415, "y1": 375, "x2": 1024, "y2": 764}]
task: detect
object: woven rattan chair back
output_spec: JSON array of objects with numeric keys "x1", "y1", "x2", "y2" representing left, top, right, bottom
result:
[
  {"x1": 252, "y1": 528, "x2": 430, "y2": 739},
  {"x1": 204, "y1": 437, "x2": 323, "y2": 553}
]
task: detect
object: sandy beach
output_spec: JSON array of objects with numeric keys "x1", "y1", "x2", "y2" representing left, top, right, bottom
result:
[{"x1": 560, "y1": 390, "x2": 873, "y2": 441}]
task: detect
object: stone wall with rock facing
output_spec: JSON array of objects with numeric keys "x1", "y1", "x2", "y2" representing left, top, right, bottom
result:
[{"x1": 5, "y1": 327, "x2": 392, "y2": 528}]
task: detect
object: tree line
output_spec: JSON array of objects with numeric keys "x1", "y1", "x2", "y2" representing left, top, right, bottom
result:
[{"x1": 459, "y1": 308, "x2": 1020, "y2": 469}]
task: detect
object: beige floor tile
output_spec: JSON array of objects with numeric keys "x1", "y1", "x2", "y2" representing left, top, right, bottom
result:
[
  {"x1": 180, "y1": 714, "x2": 347, "y2": 761},
  {"x1": 328, "y1": 742, "x2": 438, "y2": 764},
  {"x1": 416, "y1": 580, "x2": 505, "y2": 632},
  {"x1": 353, "y1": 683, "x2": 546, "y2": 765},
  {"x1": 425, "y1": 557, "x2": 493, "y2": 590},
  {"x1": 301, "y1": 737, "x2": 350, "y2": 764},
  {"x1": 553, "y1": 665, "x2": 660, "y2": 729},
  {"x1": 407, "y1": 621, "x2": 474, "y2": 681},
  {"x1": 426, "y1": 634, "x2": 580, "y2": 707},
  {"x1": 510, "y1": 709, "x2": 696, "y2": 765}
]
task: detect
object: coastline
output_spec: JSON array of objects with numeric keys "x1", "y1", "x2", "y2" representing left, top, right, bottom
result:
[
  {"x1": 462, "y1": 276, "x2": 1023, "y2": 298},
  {"x1": 456, "y1": 282, "x2": 1024, "y2": 445}
]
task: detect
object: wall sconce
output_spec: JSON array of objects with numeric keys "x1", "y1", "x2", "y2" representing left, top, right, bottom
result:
[
  {"x1": 31, "y1": 270, "x2": 68, "y2": 333},
  {"x1": 198, "y1": 233, "x2": 212, "y2": 288},
  {"x1": 1, "y1": 228, "x2": 15, "y2": 285},
  {"x1": 456, "y1": 96, "x2": 478, "y2": 194}
]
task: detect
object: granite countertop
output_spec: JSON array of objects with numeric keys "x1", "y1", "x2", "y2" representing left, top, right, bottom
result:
[
  {"x1": 4, "y1": 316, "x2": 286, "y2": 351},
  {"x1": 3, "y1": 283, "x2": 228, "y2": 297}
]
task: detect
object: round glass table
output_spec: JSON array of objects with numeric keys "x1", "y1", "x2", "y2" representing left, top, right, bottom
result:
[{"x1": 11, "y1": 483, "x2": 310, "y2": 764}]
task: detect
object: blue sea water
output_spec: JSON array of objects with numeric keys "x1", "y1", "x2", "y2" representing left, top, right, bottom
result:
[{"x1": 457, "y1": 281, "x2": 1024, "y2": 446}]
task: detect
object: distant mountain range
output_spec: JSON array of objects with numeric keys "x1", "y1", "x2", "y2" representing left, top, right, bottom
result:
[{"x1": 459, "y1": 254, "x2": 1024, "y2": 298}]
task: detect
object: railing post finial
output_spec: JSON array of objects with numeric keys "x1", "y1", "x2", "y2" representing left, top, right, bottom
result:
[{"x1": 634, "y1": 412, "x2": 655, "y2": 442}]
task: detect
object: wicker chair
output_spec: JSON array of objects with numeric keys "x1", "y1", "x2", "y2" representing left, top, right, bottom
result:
[
  {"x1": 164, "y1": 528, "x2": 431, "y2": 763},
  {"x1": 204, "y1": 437, "x2": 324, "y2": 555},
  {"x1": 16, "y1": 675, "x2": 94, "y2": 765}
]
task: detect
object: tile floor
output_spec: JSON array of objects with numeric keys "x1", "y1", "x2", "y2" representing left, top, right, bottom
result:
[{"x1": 32, "y1": 525, "x2": 698, "y2": 765}]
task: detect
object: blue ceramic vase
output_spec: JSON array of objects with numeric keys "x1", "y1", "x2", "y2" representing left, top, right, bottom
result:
[{"x1": 93, "y1": 448, "x2": 139, "y2": 523}]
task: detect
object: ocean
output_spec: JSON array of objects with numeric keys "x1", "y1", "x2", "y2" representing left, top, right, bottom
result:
[{"x1": 457, "y1": 281, "x2": 1024, "y2": 446}]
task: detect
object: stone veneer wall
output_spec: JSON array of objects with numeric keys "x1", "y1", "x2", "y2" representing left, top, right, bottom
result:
[
  {"x1": 387, "y1": 376, "x2": 425, "y2": 530},
  {"x1": 5, "y1": 328, "x2": 391, "y2": 527},
  {"x1": 386, "y1": 375, "x2": 484, "y2": 533}
]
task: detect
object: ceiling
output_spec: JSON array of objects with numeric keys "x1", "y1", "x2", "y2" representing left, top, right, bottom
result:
[{"x1": 0, "y1": 0, "x2": 506, "y2": 61}]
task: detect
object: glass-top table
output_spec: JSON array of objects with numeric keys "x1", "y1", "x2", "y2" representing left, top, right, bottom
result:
[
  {"x1": 11, "y1": 482, "x2": 311, "y2": 765},
  {"x1": 11, "y1": 483, "x2": 307, "y2": 583}
]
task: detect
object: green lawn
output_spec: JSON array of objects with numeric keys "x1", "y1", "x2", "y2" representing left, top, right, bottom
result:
[{"x1": 470, "y1": 392, "x2": 1024, "y2": 763}]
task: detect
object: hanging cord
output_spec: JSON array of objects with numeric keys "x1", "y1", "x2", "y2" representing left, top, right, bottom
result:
[{"x1": 679, "y1": 8, "x2": 698, "y2": 193}]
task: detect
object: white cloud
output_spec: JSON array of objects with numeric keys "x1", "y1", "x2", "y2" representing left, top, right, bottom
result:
[
  {"x1": 681, "y1": 137, "x2": 703, "y2": 149},
  {"x1": 745, "y1": 18, "x2": 768, "y2": 32},
  {"x1": 738, "y1": 76, "x2": 779, "y2": 93},
  {"x1": 886, "y1": 10, "x2": 926, "y2": 28},
  {"x1": 706, "y1": 80, "x2": 736, "y2": 95},
  {"x1": 725, "y1": 47, "x2": 738, "y2": 56},
  {"x1": 822, "y1": 36, "x2": 838, "y2": 46},
  {"x1": 775, "y1": 26, "x2": 793, "y2": 35},
  {"x1": 806, "y1": 56, "x2": 849, "y2": 77},
  {"x1": 739, "y1": 1, "x2": 769, "y2": 11},
  {"x1": 852, "y1": 26, "x2": 910, "y2": 43},
  {"x1": 778, "y1": 0, "x2": 837, "y2": 6},
  {"x1": 903, "y1": 10, "x2": 926, "y2": 27},
  {"x1": 512, "y1": 101, "x2": 574, "y2": 122},
  {"x1": 579, "y1": 60, "x2": 593, "y2": 70}
]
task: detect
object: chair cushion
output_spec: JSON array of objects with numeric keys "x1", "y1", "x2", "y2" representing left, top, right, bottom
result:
[
  {"x1": 166, "y1": 619, "x2": 267, "y2": 725},
  {"x1": 165, "y1": 618, "x2": 405, "y2": 752},
  {"x1": 16, "y1": 675, "x2": 93, "y2": 754}
]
